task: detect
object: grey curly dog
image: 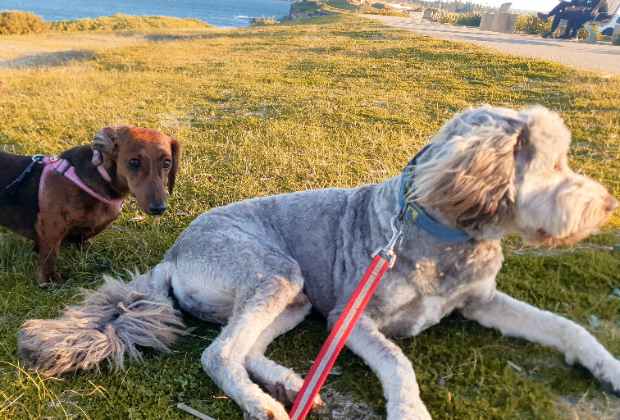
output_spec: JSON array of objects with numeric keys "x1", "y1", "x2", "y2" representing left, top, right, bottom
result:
[{"x1": 18, "y1": 105, "x2": 619, "y2": 419}]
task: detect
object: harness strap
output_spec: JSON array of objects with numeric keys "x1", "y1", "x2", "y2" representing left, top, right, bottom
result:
[
  {"x1": 39, "y1": 156, "x2": 123, "y2": 211},
  {"x1": 2, "y1": 155, "x2": 45, "y2": 194}
]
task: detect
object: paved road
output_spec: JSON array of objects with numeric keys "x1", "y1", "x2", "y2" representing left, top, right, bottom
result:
[{"x1": 368, "y1": 15, "x2": 620, "y2": 76}]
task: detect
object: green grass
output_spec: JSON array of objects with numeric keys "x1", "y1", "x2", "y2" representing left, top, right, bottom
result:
[{"x1": 1, "y1": 13, "x2": 619, "y2": 419}]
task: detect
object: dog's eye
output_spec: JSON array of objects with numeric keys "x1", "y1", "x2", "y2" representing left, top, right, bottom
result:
[
  {"x1": 162, "y1": 159, "x2": 172, "y2": 169},
  {"x1": 128, "y1": 159, "x2": 141, "y2": 170}
]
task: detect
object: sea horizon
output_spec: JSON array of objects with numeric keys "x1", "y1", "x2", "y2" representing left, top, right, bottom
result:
[{"x1": 0, "y1": 0, "x2": 292, "y2": 28}]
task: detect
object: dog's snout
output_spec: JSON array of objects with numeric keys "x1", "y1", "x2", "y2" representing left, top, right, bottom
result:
[
  {"x1": 148, "y1": 204, "x2": 167, "y2": 215},
  {"x1": 605, "y1": 195, "x2": 619, "y2": 213}
]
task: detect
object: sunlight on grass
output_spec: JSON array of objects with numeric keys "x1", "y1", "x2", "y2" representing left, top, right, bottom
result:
[{"x1": 0, "y1": 14, "x2": 619, "y2": 419}]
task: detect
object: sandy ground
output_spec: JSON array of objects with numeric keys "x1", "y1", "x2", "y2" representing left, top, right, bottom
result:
[
  {"x1": 367, "y1": 15, "x2": 620, "y2": 76},
  {"x1": 0, "y1": 31, "x2": 210, "y2": 69}
]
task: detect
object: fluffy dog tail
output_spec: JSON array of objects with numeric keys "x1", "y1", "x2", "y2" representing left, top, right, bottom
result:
[{"x1": 17, "y1": 262, "x2": 185, "y2": 377}]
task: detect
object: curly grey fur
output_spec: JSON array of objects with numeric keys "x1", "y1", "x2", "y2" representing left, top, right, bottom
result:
[{"x1": 18, "y1": 274, "x2": 185, "y2": 377}]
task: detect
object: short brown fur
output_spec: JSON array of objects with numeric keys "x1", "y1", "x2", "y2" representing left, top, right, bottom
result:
[{"x1": 0, "y1": 126, "x2": 180, "y2": 286}]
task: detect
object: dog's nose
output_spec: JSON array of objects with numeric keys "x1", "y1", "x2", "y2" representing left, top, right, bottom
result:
[
  {"x1": 148, "y1": 204, "x2": 167, "y2": 215},
  {"x1": 605, "y1": 195, "x2": 619, "y2": 213}
]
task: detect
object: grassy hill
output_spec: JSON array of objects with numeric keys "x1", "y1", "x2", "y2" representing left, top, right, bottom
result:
[
  {"x1": 0, "y1": 11, "x2": 210, "y2": 35},
  {"x1": 0, "y1": 13, "x2": 619, "y2": 420}
]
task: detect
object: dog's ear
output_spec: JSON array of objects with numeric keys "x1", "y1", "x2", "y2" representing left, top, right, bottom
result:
[
  {"x1": 168, "y1": 138, "x2": 181, "y2": 194},
  {"x1": 92, "y1": 126, "x2": 125, "y2": 165},
  {"x1": 513, "y1": 124, "x2": 530, "y2": 158},
  {"x1": 411, "y1": 110, "x2": 525, "y2": 231}
]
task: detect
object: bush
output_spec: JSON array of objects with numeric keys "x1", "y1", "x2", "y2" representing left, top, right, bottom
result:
[
  {"x1": 438, "y1": 13, "x2": 457, "y2": 24},
  {"x1": 49, "y1": 14, "x2": 209, "y2": 32},
  {"x1": 515, "y1": 15, "x2": 551, "y2": 34},
  {"x1": 0, "y1": 11, "x2": 47, "y2": 35},
  {"x1": 0, "y1": 12, "x2": 210, "y2": 35},
  {"x1": 250, "y1": 16, "x2": 279, "y2": 26},
  {"x1": 361, "y1": 5, "x2": 409, "y2": 17},
  {"x1": 324, "y1": 0, "x2": 359, "y2": 11},
  {"x1": 455, "y1": 13, "x2": 481, "y2": 27},
  {"x1": 423, "y1": 9, "x2": 480, "y2": 27}
]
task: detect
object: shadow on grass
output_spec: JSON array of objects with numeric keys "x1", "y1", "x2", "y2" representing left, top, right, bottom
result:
[
  {"x1": 144, "y1": 30, "x2": 292, "y2": 43},
  {"x1": 0, "y1": 50, "x2": 96, "y2": 69},
  {"x1": 335, "y1": 29, "x2": 401, "y2": 40}
]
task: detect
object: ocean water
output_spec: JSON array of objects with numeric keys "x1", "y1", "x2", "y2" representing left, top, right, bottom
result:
[{"x1": 0, "y1": 0, "x2": 292, "y2": 27}]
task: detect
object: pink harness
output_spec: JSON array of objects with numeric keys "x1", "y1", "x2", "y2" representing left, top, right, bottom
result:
[{"x1": 39, "y1": 156, "x2": 124, "y2": 212}]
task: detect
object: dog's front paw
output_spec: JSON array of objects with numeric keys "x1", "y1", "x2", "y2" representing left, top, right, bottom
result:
[
  {"x1": 268, "y1": 381, "x2": 323, "y2": 410},
  {"x1": 243, "y1": 395, "x2": 289, "y2": 420},
  {"x1": 37, "y1": 270, "x2": 63, "y2": 288},
  {"x1": 387, "y1": 400, "x2": 432, "y2": 420},
  {"x1": 599, "y1": 357, "x2": 620, "y2": 397}
]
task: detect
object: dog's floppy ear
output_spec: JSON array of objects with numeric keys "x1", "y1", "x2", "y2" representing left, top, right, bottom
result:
[
  {"x1": 91, "y1": 126, "x2": 125, "y2": 165},
  {"x1": 411, "y1": 108, "x2": 525, "y2": 231},
  {"x1": 513, "y1": 123, "x2": 529, "y2": 156},
  {"x1": 168, "y1": 138, "x2": 181, "y2": 194}
]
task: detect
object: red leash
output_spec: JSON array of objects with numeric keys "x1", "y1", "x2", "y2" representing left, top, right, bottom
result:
[{"x1": 289, "y1": 219, "x2": 402, "y2": 420}]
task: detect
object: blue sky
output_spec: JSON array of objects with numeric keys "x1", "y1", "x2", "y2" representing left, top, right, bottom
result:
[{"x1": 477, "y1": 0, "x2": 557, "y2": 12}]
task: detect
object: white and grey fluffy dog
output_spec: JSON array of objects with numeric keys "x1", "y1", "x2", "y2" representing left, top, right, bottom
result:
[{"x1": 19, "y1": 105, "x2": 619, "y2": 420}]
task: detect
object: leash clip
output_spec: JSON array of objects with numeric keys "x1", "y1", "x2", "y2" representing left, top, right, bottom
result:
[
  {"x1": 372, "y1": 215, "x2": 403, "y2": 268},
  {"x1": 31, "y1": 154, "x2": 45, "y2": 163}
]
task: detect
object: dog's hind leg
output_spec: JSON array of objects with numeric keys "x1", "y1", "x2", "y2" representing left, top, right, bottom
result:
[
  {"x1": 244, "y1": 293, "x2": 323, "y2": 409},
  {"x1": 34, "y1": 219, "x2": 68, "y2": 286},
  {"x1": 201, "y1": 269, "x2": 304, "y2": 420}
]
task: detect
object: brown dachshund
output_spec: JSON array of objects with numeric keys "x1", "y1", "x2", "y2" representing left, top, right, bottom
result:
[{"x1": 0, "y1": 126, "x2": 180, "y2": 286}]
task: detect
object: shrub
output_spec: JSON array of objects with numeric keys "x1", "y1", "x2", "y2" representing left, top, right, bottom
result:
[
  {"x1": 438, "y1": 12, "x2": 458, "y2": 24},
  {"x1": 49, "y1": 14, "x2": 210, "y2": 32},
  {"x1": 0, "y1": 11, "x2": 47, "y2": 35},
  {"x1": 515, "y1": 14, "x2": 551, "y2": 34},
  {"x1": 423, "y1": 9, "x2": 480, "y2": 26},
  {"x1": 251, "y1": 16, "x2": 279, "y2": 26},
  {"x1": 324, "y1": 0, "x2": 359, "y2": 11},
  {"x1": 455, "y1": 13, "x2": 481, "y2": 27},
  {"x1": 360, "y1": 4, "x2": 409, "y2": 17}
]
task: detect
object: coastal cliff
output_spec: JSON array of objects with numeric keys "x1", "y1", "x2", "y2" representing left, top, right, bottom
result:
[{"x1": 288, "y1": 0, "x2": 331, "y2": 20}]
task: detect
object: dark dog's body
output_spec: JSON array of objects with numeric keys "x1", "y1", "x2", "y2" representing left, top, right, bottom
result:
[
  {"x1": 0, "y1": 127, "x2": 180, "y2": 285},
  {"x1": 1, "y1": 146, "x2": 124, "y2": 241},
  {"x1": 0, "y1": 153, "x2": 43, "y2": 239}
]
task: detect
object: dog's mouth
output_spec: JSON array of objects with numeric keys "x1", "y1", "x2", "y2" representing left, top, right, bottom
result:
[
  {"x1": 134, "y1": 198, "x2": 168, "y2": 216},
  {"x1": 526, "y1": 227, "x2": 599, "y2": 248}
]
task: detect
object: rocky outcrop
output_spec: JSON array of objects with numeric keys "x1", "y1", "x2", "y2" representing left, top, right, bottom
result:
[{"x1": 288, "y1": 1, "x2": 330, "y2": 20}]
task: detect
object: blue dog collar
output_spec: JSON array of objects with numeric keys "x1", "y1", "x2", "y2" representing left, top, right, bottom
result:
[{"x1": 398, "y1": 146, "x2": 471, "y2": 244}]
